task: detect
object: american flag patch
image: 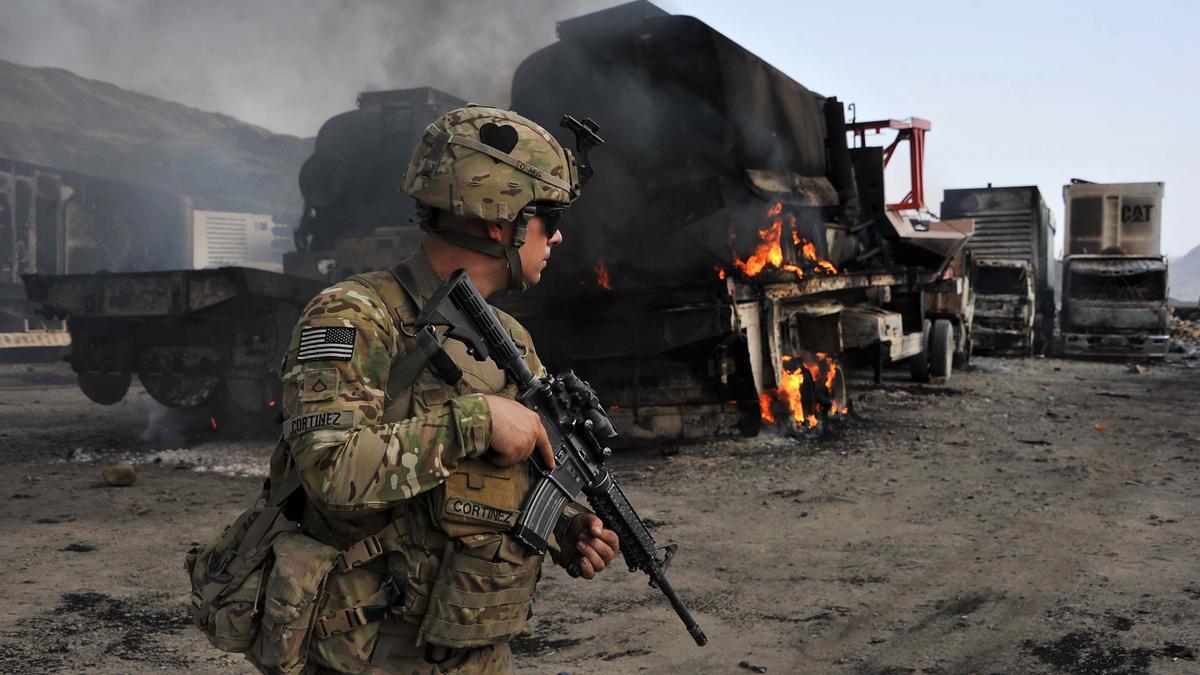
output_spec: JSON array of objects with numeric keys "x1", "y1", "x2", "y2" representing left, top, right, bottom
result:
[{"x1": 297, "y1": 326, "x2": 357, "y2": 362}]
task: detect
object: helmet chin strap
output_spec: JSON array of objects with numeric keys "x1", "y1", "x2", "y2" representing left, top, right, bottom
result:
[
  {"x1": 424, "y1": 205, "x2": 533, "y2": 292},
  {"x1": 503, "y1": 207, "x2": 531, "y2": 291}
]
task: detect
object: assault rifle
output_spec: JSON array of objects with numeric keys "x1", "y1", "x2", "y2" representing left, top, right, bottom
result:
[{"x1": 416, "y1": 269, "x2": 707, "y2": 647}]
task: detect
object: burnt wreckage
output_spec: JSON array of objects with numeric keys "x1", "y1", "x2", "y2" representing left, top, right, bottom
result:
[
  {"x1": 26, "y1": 2, "x2": 973, "y2": 437},
  {"x1": 1059, "y1": 180, "x2": 1168, "y2": 359},
  {"x1": 941, "y1": 186, "x2": 1057, "y2": 356},
  {"x1": 1, "y1": 157, "x2": 196, "y2": 352},
  {"x1": 496, "y1": 3, "x2": 973, "y2": 437}
]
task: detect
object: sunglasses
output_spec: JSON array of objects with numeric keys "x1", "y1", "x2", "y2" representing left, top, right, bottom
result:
[{"x1": 530, "y1": 204, "x2": 567, "y2": 238}]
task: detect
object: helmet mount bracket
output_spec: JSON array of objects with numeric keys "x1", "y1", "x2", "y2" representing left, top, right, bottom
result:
[{"x1": 560, "y1": 115, "x2": 603, "y2": 188}]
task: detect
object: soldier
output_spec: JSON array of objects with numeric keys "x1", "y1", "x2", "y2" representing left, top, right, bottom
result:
[{"x1": 268, "y1": 106, "x2": 619, "y2": 673}]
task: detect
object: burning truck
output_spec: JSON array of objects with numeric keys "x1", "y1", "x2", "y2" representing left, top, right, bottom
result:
[
  {"x1": 24, "y1": 2, "x2": 973, "y2": 438},
  {"x1": 494, "y1": 2, "x2": 974, "y2": 438}
]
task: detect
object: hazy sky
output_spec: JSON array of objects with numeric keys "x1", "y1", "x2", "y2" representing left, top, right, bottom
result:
[{"x1": 0, "y1": 0, "x2": 1195, "y2": 256}]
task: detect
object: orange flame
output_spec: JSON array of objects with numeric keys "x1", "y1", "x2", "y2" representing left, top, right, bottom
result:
[
  {"x1": 716, "y1": 266, "x2": 726, "y2": 280},
  {"x1": 732, "y1": 203, "x2": 838, "y2": 280},
  {"x1": 595, "y1": 257, "x2": 612, "y2": 290},
  {"x1": 758, "y1": 352, "x2": 845, "y2": 429},
  {"x1": 209, "y1": 416, "x2": 218, "y2": 430},
  {"x1": 268, "y1": 399, "x2": 277, "y2": 408},
  {"x1": 759, "y1": 391, "x2": 776, "y2": 425}
]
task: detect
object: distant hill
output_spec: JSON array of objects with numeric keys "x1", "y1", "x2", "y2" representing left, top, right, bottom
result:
[
  {"x1": 0, "y1": 58, "x2": 311, "y2": 218},
  {"x1": 1171, "y1": 244, "x2": 1200, "y2": 303}
]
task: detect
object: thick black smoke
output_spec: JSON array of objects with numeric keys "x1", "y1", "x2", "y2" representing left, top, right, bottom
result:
[{"x1": 0, "y1": 0, "x2": 617, "y2": 137}]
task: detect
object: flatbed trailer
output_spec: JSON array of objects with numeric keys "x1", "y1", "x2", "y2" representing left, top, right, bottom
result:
[{"x1": 24, "y1": 267, "x2": 323, "y2": 419}]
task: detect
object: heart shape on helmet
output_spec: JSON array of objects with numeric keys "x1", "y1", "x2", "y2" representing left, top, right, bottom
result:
[{"x1": 479, "y1": 123, "x2": 519, "y2": 154}]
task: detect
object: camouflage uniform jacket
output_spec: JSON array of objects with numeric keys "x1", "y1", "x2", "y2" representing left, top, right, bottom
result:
[
  {"x1": 268, "y1": 247, "x2": 576, "y2": 541},
  {"x1": 266, "y1": 250, "x2": 576, "y2": 664}
]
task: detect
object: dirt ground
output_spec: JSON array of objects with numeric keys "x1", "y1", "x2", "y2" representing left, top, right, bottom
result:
[{"x1": 0, "y1": 355, "x2": 1197, "y2": 674}]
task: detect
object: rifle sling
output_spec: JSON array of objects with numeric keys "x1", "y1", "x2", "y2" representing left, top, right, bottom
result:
[{"x1": 383, "y1": 263, "x2": 450, "y2": 401}]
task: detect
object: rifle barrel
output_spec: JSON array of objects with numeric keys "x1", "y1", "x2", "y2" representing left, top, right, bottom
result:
[{"x1": 653, "y1": 571, "x2": 707, "y2": 646}]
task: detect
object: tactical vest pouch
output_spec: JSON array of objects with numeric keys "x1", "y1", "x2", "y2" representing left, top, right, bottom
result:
[
  {"x1": 308, "y1": 566, "x2": 392, "y2": 673},
  {"x1": 392, "y1": 510, "x2": 447, "y2": 625},
  {"x1": 433, "y1": 459, "x2": 527, "y2": 539},
  {"x1": 249, "y1": 531, "x2": 340, "y2": 674},
  {"x1": 418, "y1": 535, "x2": 542, "y2": 648},
  {"x1": 184, "y1": 493, "x2": 299, "y2": 653}
]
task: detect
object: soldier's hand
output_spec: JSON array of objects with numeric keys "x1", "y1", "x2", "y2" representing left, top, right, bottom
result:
[
  {"x1": 483, "y1": 394, "x2": 555, "y2": 469},
  {"x1": 556, "y1": 513, "x2": 620, "y2": 579}
]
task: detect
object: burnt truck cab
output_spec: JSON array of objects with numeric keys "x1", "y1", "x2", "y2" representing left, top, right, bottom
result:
[
  {"x1": 1060, "y1": 255, "x2": 1169, "y2": 358},
  {"x1": 1060, "y1": 180, "x2": 1168, "y2": 360},
  {"x1": 940, "y1": 185, "x2": 1056, "y2": 355},
  {"x1": 973, "y1": 259, "x2": 1036, "y2": 355}
]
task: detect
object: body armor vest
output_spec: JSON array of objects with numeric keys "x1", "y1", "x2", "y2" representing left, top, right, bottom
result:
[{"x1": 324, "y1": 262, "x2": 544, "y2": 654}]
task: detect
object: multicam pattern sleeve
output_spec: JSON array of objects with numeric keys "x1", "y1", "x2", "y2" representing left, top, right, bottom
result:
[{"x1": 281, "y1": 280, "x2": 491, "y2": 514}]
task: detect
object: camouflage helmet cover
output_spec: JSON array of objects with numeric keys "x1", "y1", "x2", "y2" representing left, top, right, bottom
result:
[{"x1": 401, "y1": 105, "x2": 580, "y2": 224}]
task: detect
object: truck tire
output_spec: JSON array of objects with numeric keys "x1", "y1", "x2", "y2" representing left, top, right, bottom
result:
[
  {"x1": 139, "y1": 373, "x2": 222, "y2": 408},
  {"x1": 910, "y1": 319, "x2": 932, "y2": 382},
  {"x1": 930, "y1": 319, "x2": 954, "y2": 381},
  {"x1": 78, "y1": 372, "x2": 132, "y2": 405}
]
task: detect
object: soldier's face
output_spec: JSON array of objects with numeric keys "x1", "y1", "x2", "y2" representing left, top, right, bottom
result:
[{"x1": 518, "y1": 214, "x2": 563, "y2": 286}]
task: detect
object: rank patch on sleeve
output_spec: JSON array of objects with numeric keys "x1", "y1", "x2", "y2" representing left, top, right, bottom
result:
[
  {"x1": 298, "y1": 326, "x2": 356, "y2": 362},
  {"x1": 300, "y1": 368, "x2": 339, "y2": 402}
]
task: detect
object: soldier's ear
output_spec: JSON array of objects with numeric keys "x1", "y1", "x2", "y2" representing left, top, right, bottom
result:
[{"x1": 485, "y1": 220, "x2": 508, "y2": 244}]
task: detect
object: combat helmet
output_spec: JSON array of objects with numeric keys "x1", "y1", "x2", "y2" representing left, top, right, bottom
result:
[{"x1": 401, "y1": 105, "x2": 595, "y2": 290}]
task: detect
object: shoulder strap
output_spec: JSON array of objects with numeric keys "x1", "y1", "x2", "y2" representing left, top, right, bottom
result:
[
  {"x1": 382, "y1": 263, "x2": 444, "y2": 401},
  {"x1": 388, "y1": 261, "x2": 425, "y2": 309},
  {"x1": 352, "y1": 265, "x2": 454, "y2": 403},
  {"x1": 269, "y1": 462, "x2": 304, "y2": 507}
]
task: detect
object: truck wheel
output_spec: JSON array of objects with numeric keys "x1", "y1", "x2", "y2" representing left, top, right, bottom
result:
[
  {"x1": 78, "y1": 372, "x2": 132, "y2": 405},
  {"x1": 139, "y1": 373, "x2": 221, "y2": 408},
  {"x1": 910, "y1": 319, "x2": 932, "y2": 382},
  {"x1": 931, "y1": 319, "x2": 954, "y2": 381}
]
